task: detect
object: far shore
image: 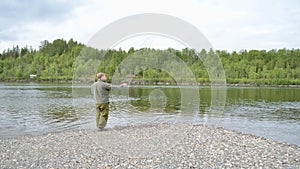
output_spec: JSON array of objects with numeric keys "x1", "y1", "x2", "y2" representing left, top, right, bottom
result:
[{"x1": 1, "y1": 79, "x2": 300, "y2": 88}]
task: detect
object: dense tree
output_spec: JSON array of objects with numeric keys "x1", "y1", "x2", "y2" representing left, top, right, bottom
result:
[{"x1": 0, "y1": 38, "x2": 300, "y2": 85}]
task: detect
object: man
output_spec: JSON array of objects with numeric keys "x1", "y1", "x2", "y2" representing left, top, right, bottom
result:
[{"x1": 91, "y1": 72, "x2": 126, "y2": 129}]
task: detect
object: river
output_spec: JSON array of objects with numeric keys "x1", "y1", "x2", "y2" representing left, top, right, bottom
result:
[{"x1": 0, "y1": 82, "x2": 299, "y2": 146}]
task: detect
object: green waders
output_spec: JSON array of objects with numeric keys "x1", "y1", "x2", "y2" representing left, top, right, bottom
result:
[{"x1": 95, "y1": 103, "x2": 109, "y2": 129}]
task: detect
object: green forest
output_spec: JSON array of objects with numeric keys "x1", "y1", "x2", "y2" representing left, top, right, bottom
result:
[{"x1": 1, "y1": 38, "x2": 300, "y2": 85}]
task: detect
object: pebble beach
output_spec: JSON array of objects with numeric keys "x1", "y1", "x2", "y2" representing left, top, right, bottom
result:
[{"x1": 1, "y1": 124, "x2": 299, "y2": 168}]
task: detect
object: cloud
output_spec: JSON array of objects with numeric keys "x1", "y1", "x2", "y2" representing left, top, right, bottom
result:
[
  {"x1": 196, "y1": 0, "x2": 300, "y2": 50},
  {"x1": 0, "y1": 0, "x2": 82, "y2": 25},
  {"x1": 0, "y1": 0, "x2": 83, "y2": 41},
  {"x1": 0, "y1": 0, "x2": 299, "y2": 51}
]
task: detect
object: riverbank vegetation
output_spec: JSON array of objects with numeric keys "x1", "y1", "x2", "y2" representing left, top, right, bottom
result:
[{"x1": 1, "y1": 38, "x2": 300, "y2": 85}]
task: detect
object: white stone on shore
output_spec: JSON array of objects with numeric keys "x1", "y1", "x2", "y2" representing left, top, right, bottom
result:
[{"x1": 0, "y1": 124, "x2": 299, "y2": 168}]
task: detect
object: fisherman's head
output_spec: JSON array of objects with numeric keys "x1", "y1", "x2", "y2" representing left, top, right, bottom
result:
[{"x1": 97, "y1": 72, "x2": 107, "y2": 81}]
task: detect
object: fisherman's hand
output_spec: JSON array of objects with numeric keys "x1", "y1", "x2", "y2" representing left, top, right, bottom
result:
[{"x1": 119, "y1": 83, "x2": 128, "y2": 87}]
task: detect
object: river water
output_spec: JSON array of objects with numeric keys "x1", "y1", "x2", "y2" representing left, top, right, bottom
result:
[{"x1": 0, "y1": 83, "x2": 299, "y2": 146}]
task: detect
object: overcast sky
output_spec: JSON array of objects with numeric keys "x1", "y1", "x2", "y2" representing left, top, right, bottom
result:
[{"x1": 0, "y1": 0, "x2": 299, "y2": 52}]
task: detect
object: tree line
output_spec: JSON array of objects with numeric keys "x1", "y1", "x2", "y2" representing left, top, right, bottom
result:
[
  {"x1": 0, "y1": 39, "x2": 84, "y2": 81},
  {"x1": 1, "y1": 38, "x2": 300, "y2": 85}
]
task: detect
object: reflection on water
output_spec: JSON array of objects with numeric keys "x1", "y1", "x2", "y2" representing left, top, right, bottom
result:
[
  {"x1": 0, "y1": 83, "x2": 299, "y2": 146},
  {"x1": 226, "y1": 101, "x2": 300, "y2": 121}
]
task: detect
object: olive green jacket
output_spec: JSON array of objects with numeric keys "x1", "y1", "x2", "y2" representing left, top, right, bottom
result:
[{"x1": 91, "y1": 80, "x2": 111, "y2": 104}]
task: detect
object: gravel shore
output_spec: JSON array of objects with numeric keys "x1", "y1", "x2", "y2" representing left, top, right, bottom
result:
[{"x1": 1, "y1": 123, "x2": 299, "y2": 168}]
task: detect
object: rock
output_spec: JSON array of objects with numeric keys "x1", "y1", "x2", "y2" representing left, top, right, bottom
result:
[{"x1": 0, "y1": 124, "x2": 299, "y2": 168}]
